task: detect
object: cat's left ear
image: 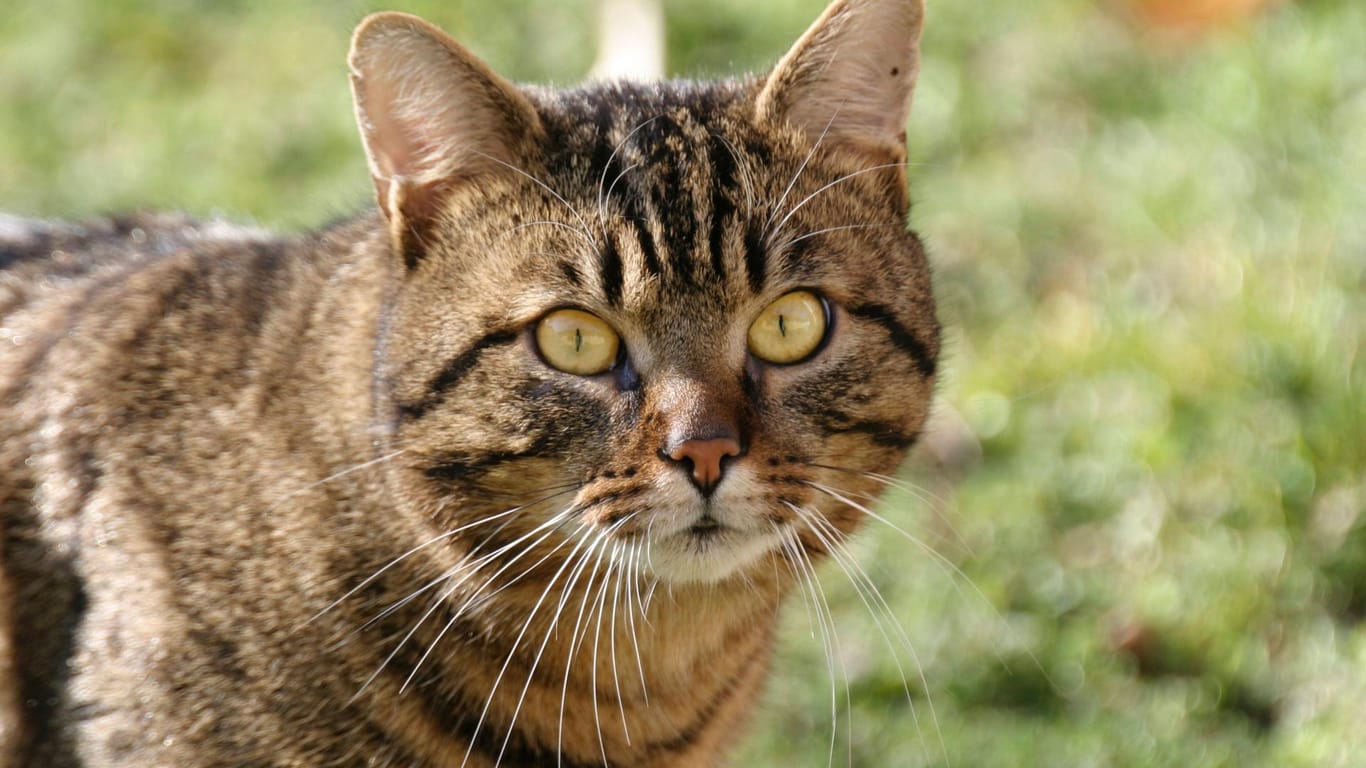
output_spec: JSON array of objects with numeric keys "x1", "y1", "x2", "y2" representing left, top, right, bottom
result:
[
  {"x1": 349, "y1": 13, "x2": 543, "y2": 266},
  {"x1": 757, "y1": 0, "x2": 925, "y2": 164}
]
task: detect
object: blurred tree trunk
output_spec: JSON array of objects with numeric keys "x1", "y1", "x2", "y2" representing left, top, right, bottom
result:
[{"x1": 591, "y1": 0, "x2": 665, "y2": 80}]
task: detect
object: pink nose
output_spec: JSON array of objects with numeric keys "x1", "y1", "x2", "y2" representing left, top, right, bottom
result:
[{"x1": 668, "y1": 437, "x2": 743, "y2": 494}]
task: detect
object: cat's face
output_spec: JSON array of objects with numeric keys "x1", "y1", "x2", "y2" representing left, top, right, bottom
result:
[{"x1": 355, "y1": 1, "x2": 937, "y2": 585}]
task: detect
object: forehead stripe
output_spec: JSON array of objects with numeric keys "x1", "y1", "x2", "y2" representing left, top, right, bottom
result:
[
  {"x1": 743, "y1": 226, "x2": 767, "y2": 294},
  {"x1": 708, "y1": 133, "x2": 737, "y2": 283},
  {"x1": 598, "y1": 234, "x2": 625, "y2": 306},
  {"x1": 627, "y1": 213, "x2": 664, "y2": 279}
]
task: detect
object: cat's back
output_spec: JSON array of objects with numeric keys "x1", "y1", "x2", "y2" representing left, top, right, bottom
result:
[
  {"x1": 0, "y1": 209, "x2": 374, "y2": 517},
  {"x1": 0, "y1": 212, "x2": 261, "y2": 766},
  {"x1": 0, "y1": 212, "x2": 279, "y2": 315},
  {"x1": 0, "y1": 211, "x2": 298, "y2": 477},
  {"x1": 0, "y1": 211, "x2": 372, "y2": 766}
]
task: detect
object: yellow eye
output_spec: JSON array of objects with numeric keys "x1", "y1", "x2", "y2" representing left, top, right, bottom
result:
[
  {"x1": 747, "y1": 290, "x2": 828, "y2": 364},
  {"x1": 535, "y1": 309, "x2": 621, "y2": 375}
]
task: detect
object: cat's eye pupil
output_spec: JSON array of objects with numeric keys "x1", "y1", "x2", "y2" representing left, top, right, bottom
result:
[
  {"x1": 747, "y1": 290, "x2": 827, "y2": 365},
  {"x1": 535, "y1": 308, "x2": 621, "y2": 376}
]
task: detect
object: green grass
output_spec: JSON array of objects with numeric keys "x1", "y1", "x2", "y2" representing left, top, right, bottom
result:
[{"x1": 3, "y1": 0, "x2": 1362, "y2": 764}]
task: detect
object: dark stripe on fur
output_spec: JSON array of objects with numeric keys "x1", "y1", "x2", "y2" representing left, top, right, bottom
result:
[
  {"x1": 598, "y1": 235, "x2": 625, "y2": 306},
  {"x1": 421, "y1": 437, "x2": 551, "y2": 483},
  {"x1": 0, "y1": 220, "x2": 57, "y2": 271},
  {"x1": 740, "y1": 369, "x2": 761, "y2": 407},
  {"x1": 628, "y1": 215, "x2": 663, "y2": 279},
  {"x1": 638, "y1": 116, "x2": 700, "y2": 287},
  {"x1": 781, "y1": 234, "x2": 814, "y2": 266},
  {"x1": 588, "y1": 99, "x2": 617, "y2": 171},
  {"x1": 708, "y1": 134, "x2": 737, "y2": 281},
  {"x1": 396, "y1": 329, "x2": 519, "y2": 421},
  {"x1": 0, "y1": 221, "x2": 181, "y2": 400},
  {"x1": 595, "y1": 106, "x2": 668, "y2": 281},
  {"x1": 846, "y1": 421, "x2": 921, "y2": 449},
  {"x1": 743, "y1": 226, "x2": 766, "y2": 294},
  {"x1": 639, "y1": 619, "x2": 771, "y2": 759},
  {"x1": 454, "y1": 699, "x2": 616, "y2": 768},
  {"x1": 845, "y1": 303, "x2": 937, "y2": 378},
  {"x1": 422, "y1": 453, "x2": 524, "y2": 483},
  {"x1": 119, "y1": 261, "x2": 205, "y2": 358},
  {"x1": 371, "y1": 617, "x2": 616, "y2": 768},
  {"x1": 2, "y1": 488, "x2": 89, "y2": 766},
  {"x1": 398, "y1": 222, "x2": 425, "y2": 271},
  {"x1": 557, "y1": 260, "x2": 583, "y2": 287},
  {"x1": 810, "y1": 406, "x2": 919, "y2": 448}
]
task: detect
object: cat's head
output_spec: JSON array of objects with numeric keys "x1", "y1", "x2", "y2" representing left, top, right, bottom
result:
[{"x1": 352, "y1": 0, "x2": 938, "y2": 585}]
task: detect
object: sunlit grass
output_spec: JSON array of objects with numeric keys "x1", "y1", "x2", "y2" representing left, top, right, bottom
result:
[{"x1": 2, "y1": 1, "x2": 1361, "y2": 764}]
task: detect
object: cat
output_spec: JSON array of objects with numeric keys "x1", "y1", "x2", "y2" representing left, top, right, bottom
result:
[{"x1": 0, "y1": 0, "x2": 938, "y2": 765}]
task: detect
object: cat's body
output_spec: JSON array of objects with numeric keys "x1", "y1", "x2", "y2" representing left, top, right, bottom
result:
[{"x1": 0, "y1": 2, "x2": 938, "y2": 766}]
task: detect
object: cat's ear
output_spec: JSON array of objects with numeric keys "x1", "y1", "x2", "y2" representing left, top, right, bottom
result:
[
  {"x1": 349, "y1": 13, "x2": 542, "y2": 264},
  {"x1": 756, "y1": 0, "x2": 925, "y2": 162}
]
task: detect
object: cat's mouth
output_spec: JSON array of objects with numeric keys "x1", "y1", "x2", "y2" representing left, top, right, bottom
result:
[
  {"x1": 640, "y1": 505, "x2": 788, "y2": 585},
  {"x1": 687, "y1": 514, "x2": 724, "y2": 538}
]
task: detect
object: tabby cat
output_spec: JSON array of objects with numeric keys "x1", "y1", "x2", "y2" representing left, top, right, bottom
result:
[{"x1": 0, "y1": 0, "x2": 938, "y2": 765}]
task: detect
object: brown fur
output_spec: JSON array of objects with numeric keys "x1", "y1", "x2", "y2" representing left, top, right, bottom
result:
[{"x1": 0, "y1": 2, "x2": 937, "y2": 765}]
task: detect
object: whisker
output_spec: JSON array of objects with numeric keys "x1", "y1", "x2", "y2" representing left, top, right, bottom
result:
[
  {"x1": 809, "y1": 462, "x2": 949, "y2": 506},
  {"x1": 555, "y1": 514, "x2": 641, "y2": 766},
  {"x1": 313, "y1": 484, "x2": 578, "y2": 624},
  {"x1": 599, "y1": 164, "x2": 641, "y2": 235},
  {"x1": 642, "y1": 576, "x2": 659, "y2": 619},
  {"x1": 358, "y1": 491, "x2": 580, "y2": 637},
  {"x1": 587, "y1": 543, "x2": 616, "y2": 767},
  {"x1": 710, "y1": 130, "x2": 756, "y2": 221},
  {"x1": 764, "y1": 108, "x2": 841, "y2": 235},
  {"x1": 461, "y1": 523, "x2": 598, "y2": 768},
  {"x1": 555, "y1": 542, "x2": 607, "y2": 767},
  {"x1": 784, "y1": 532, "x2": 845, "y2": 767},
  {"x1": 500, "y1": 530, "x2": 606, "y2": 768},
  {"x1": 353, "y1": 505, "x2": 579, "y2": 701},
  {"x1": 456, "y1": 487, "x2": 640, "y2": 617},
  {"x1": 767, "y1": 160, "x2": 913, "y2": 243},
  {"x1": 868, "y1": 483, "x2": 974, "y2": 563},
  {"x1": 801, "y1": 524, "x2": 858, "y2": 768},
  {"x1": 595, "y1": 116, "x2": 661, "y2": 238},
  {"x1": 783, "y1": 532, "x2": 819, "y2": 642},
  {"x1": 607, "y1": 540, "x2": 632, "y2": 745},
  {"x1": 624, "y1": 541, "x2": 649, "y2": 703},
  {"x1": 771, "y1": 223, "x2": 881, "y2": 254},
  {"x1": 269, "y1": 449, "x2": 407, "y2": 515},
  {"x1": 805, "y1": 481, "x2": 980, "y2": 602},
  {"x1": 498, "y1": 514, "x2": 633, "y2": 768},
  {"x1": 468, "y1": 149, "x2": 597, "y2": 249},
  {"x1": 639, "y1": 519, "x2": 660, "y2": 627},
  {"x1": 806, "y1": 479, "x2": 1056, "y2": 697},
  {"x1": 789, "y1": 502, "x2": 945, "y2": 766}
]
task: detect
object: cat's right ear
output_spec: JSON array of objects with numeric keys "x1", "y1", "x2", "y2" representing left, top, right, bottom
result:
[{"x1": 349, "y1": 13, "x2": 542, "y2": 267}]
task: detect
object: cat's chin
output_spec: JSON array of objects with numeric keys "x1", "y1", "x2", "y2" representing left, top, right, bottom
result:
[{"x1": 640, "y1": 524, "x2": 787, "y2": 585}]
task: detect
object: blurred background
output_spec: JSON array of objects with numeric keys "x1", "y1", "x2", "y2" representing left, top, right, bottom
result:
[{"x1": 2, "y1": 0, "x2": 1361, "y2": 764}]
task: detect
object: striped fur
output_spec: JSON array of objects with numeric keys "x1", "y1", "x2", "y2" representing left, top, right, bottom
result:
[{"x1": 0, "y1": 1, "x2": 937, "y2": 766}]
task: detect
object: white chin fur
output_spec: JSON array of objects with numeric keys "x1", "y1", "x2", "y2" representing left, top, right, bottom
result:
[
  {"x1": 642, "y1": 527, "x2": 785, "y2": 585},
  {"x1": 628, "y1": 464, "x2": 789, "y2": 584}
]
